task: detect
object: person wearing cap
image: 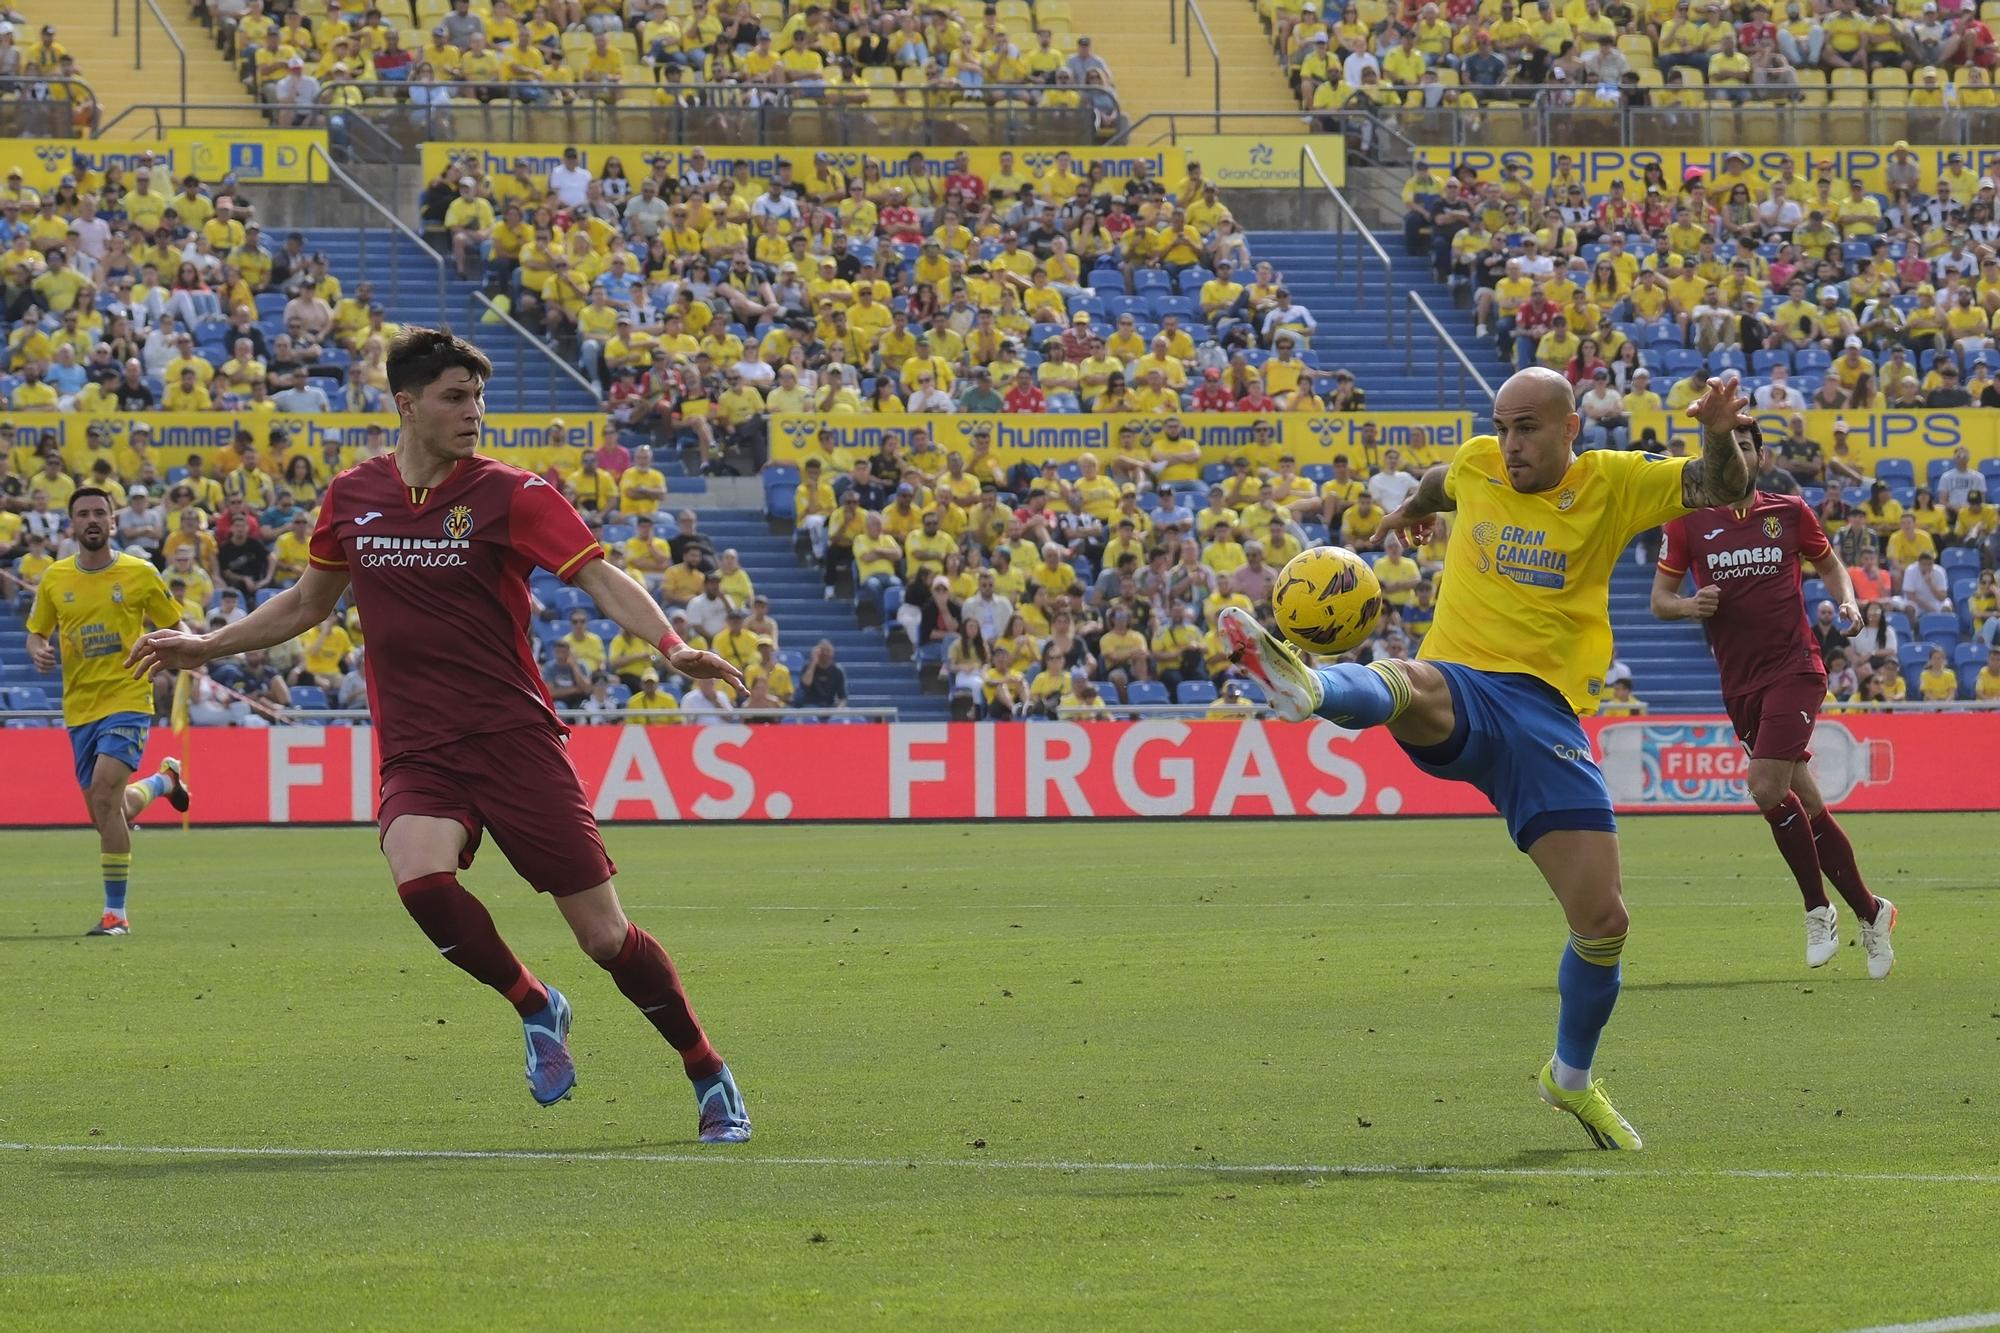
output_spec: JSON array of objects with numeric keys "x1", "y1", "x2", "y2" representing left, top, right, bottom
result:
[{"x1": 442, "y1": 176, "x2": 495, "y2": 281}]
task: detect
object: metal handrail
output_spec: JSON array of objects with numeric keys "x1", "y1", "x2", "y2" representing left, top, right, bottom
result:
[
  {"x1": 1404, "y1": 290, "x2": 1495, "y2": 414},
  {"x1": 308, "y1": 141, "x2": 448, "y2": 327},
  {"x1": 468, "y1": 290, "x2": 605, "y2": 411},
  {"x1": 1170, "y1": 0, "x2": 1224, "y2": 132},
  {"x1": 0, "y1": 76, "x2": 101, "y2": 135},
  {"x1": 1300, "y1": 143, "x2": 1395, "y2": 345},
  {"x1": 133, "y1": 0, "x2": 190, "y2": 127},
  {"x1": 94, "y1": 100, "x2": 298, "y2": 137},
  {"x1": 1110, "y1": 109, "x2": 1315, "y2": 146}
]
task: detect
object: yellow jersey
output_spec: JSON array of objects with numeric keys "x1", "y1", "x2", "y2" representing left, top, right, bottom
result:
[
  {"x1": 27, "y1": 553, "x2": 182, "y2": 727},
  {"x1": 1422, "y1": 436, "x2": 1689, "y2": 713}
]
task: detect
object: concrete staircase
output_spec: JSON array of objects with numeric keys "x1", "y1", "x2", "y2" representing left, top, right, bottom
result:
[
  {"x1": 1088, "y1": 0, "x2": 1296, "y2": 127},
  {"x1": 60, "y1": 0, "x2": 265, "y2": 133},
  {"x1": 700, "y1": 511, "x2": 951, "y2": 720},
  {"x1": 295, "y1": 228, "x2": 600, "y2": 414}
]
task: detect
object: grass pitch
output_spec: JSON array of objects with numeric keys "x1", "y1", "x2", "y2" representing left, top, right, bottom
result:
[{"x1": 2, "y1": 816, "x2": 1997, "y2": 1331}]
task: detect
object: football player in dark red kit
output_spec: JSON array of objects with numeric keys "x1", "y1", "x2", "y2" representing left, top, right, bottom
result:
[
  {"x1": 1652, "y1": 423, "x2": 1896, "y2": 979},
  {"x1": 129, "y1": 329, "x2": 755, "y2": 1138}
]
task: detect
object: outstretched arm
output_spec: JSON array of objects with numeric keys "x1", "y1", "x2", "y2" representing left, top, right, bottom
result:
[
  {"x1": 125, "y1": 565, "x2": 351, "y2": 677},
  {"x1": 1680, "y1": 375, "x2": 1755, "y2": 508},
  {"x1": 1374, "y1": 464, "x2": 1454, "y2": 545},
  {"x1": 573, "y1": 558, "x2": 746, "y2": 692}
]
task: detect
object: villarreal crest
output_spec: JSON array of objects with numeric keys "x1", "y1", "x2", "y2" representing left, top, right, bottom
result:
[
  {"x1": 444, "y1": 505, "x2": 474, "y2": 540},
  {"x1": 1763, "y1": 515, "x2": 1782, "y2": 539}
]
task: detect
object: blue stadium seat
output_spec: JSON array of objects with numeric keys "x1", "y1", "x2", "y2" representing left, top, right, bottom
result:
[
  {"x1": 1124, "y1": 680, "x2": 1169, "y2": 706},
  {"x1": 1800, "y1": 578, "x2": 1828, "y2": 606},
  {"x1": 1954, "y1": 642, "x2": 1987, "y2": 669},
  {"x1": 1918, "y1": 613, "x2": 1961, "y2": 643},
  {"x1": 586, "y1": 618, "x2": 621, "y2": 645},
  {"x1": 600, "y1": 523, "x2": 635, "y2": 545},
  {"x1": 1235, "y1": 679, "x2": 1268, "y2": 704},
  {"x1": 1875, "y1": 459, "x2": 1914, "y2": 487},
  {"x1": 1131, "y1": 268, "x2": 1171, "y2": 292},
  {"x1": 1087, "y1": 270, "x2": 1126, "y2": 291},
  {"x1": 1896, "y1": 642, "x2": 1929, "y2": 670},
  {"x1": 1940, "y1": 547, "x2": 1980, "y2": 574},
  {"x1": 1659, "y1": 349, "x2": 1702, "y2": 377},
  {"x1": 544, "y1": 587, "x2": 595, "y2": 617},
  {"x1": 1173, "y1": 679, "x2": 1217, "y2": 705},
  {"x1": 1957, "y1": 664, "x2": 1982, "y2": 698},
  {"x1": 1796, "y1": 347, "x2": 1832, "y2": 373},
  {"x1": 1751, "y1": 350, "x2": 1790, "y2": 374},
  {"x1": 290, "y1": 685, "x2": 329, "y2": 710}
]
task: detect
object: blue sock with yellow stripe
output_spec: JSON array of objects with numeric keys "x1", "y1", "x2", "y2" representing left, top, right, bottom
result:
[
  {"x1": 1552, "y1": 931, "x2": 1625, "y2": 1090},
  {"x1": 102, "y1": 852, "x2": 132, "y2": 917},
  {"x1": 128, "y1": 773, "x2": 171, "y2": 816},
  {"x1": 1309, "y1": 661, "x2": 1411, "y2": 728}
]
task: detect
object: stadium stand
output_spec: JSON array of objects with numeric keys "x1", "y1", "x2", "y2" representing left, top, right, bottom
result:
[{"x1": 5, "y1": 0, "x2": 2000, "y2": 725}]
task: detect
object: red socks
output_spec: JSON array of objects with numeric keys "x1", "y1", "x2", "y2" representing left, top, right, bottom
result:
[
  {"x1": 598, "y1": 922, "x2": 724, "y2": 1081},
  {"x1": 397, "y1": 873, "x2": 550, "y2": 1019},
  {"x1": 1809, "y1": 810, "x2": 1882, "y2": 924},
  {"x1": 1762, "y1": 794, "x2": 1829, "y2": 910}
]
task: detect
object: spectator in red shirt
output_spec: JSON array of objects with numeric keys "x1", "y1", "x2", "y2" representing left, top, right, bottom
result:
[
  {"x1": 880, "y1": 189, "x2": 922, "y2": 245},
  {"x1": 943, "y1": 151, "x2": 986, "y2": 204},
  {"x1": 1942, "y1": 10, "x2": 1996, "y2": 66},
  {"x1": 1594, "y1": 181, "x2": 1637, "y2": 235},
  {"x1": 214, "y1": 496, "x2": 263, "y2": 546},
  {"x1": 1737, "y1": 3, "x2": 1777, "y2": 52},
  {"x1": 1235, "y1": 381, "x2": 1279, "y2": 413},
  {"x1": 1003, "y1": 368, "x2": 1047, "y2": 413},
  {"x1": 1190, "y1": 367, "x2": 1235, "y2": 411},
  {"x1": 1060, "y1": 313, "x2": 1096, "y2": 362}
]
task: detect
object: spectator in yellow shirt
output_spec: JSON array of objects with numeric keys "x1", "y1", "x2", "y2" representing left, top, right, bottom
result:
[{"x1": 618, "y1": 443, "x2": 668, "y2": 518}]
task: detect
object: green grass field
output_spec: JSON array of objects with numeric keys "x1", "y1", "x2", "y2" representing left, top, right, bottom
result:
[{"x1": 2, "y1": 817, "x2": 1997, "y2": 1331}]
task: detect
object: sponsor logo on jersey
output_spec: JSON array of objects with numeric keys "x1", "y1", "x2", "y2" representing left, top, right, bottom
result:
[
  {"x1": 354, "y1": 511, "x2": 384, "y2": 526},
  {"x1": 110, "y1": 583, "x2": 124, "y2": 604},
  {"x1": 444, "y1": 504, "x2": 474, "y2": 540},
  {"x1": 1490, "y1": 524, "x2": 1569, "y2": 589},
  {"x1": 354, "y1": 534, "x2": 472, "y2": 569}
]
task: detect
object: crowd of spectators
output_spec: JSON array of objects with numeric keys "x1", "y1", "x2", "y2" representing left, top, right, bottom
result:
[
  {"x1": 0, "y1": 420, "x2": 838, "y2": 723},
  {"x1": 1403, "y1": 149, "x2": 2000, "y2": 450},
  {"x1": 419, "y1": 145, "x2": 1366, "y2": 473},
  {"x1": 208, "y1": 0, "x2": 1119, "y2": 133},
  {"x1": 1258, "y1": 0, "x2": 1997, "y2": 120},
  {"x1": 778, "y1": 427, "x2": 1445, "y2": 718},
  {"x1": 0, "y1": 152, "x2": 403, "y2": 415},
  {"x1": 0, "y1": 17, "x2": 98, "y2": 132}
]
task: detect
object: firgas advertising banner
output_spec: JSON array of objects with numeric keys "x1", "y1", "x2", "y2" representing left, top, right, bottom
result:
[{"x1": 0, "y1": 715, "x2": 1979, "y2": 827}]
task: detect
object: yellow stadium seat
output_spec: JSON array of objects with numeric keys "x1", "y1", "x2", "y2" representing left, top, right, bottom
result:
[
  {"x1": 1356, "y1": 0, "x2": 1390, "y2": 24},
  {"x1": 562, "y1": 29, "x2": 592, "y2": 55},
  {"x1": 1791, "y1": 67, "x2": 1827, "y2": 105},
  {"x1": 1871, "y1": 66, "x2": 1910, "y2": 107},
  {"x1": 294, "y1": 0, "x2": 327, "y2": 14},
  {"x1": 861, "y1": 64, "x2": 895, "y2": 84},
  {"x1": 1984, "y1": 0, "x2": 2000, "y2": 18},
  {"x1": 1617, "y1": 33, "x2": 1654, "y2": 67},
  {"x1": 1828, "y1": 67, "x2": 1866, "y2": 105},
  {"x1": 1432, "y1": 65, "x2": 1459, "y2": 85},
  {"x1": 1634, "y1": 66, "x2": 1661, "y2": 85},
  {"x1": 995, "y1": 0, "x2": 1032, "y2": 21},
  {"x1": 1037, "y1": 0, "x2": 1073, "y2": 19},
  {"x1": 1674, "y1": 65, "x2": 1703, "y2": 85},
  {"x1": 1040, "y1": 16, "x2": 1073, "y2": 38}
]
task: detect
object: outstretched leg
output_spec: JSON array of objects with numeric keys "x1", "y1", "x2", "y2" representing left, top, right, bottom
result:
[{"x1": 558, "y1": 883, "x2": 751, "y2": 1143}]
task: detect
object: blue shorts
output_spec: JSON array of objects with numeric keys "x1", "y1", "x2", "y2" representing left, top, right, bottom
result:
[
  {"x1": 1396, "y1": 663, "x2": 1616, "y2": 852},
  {"x1": 69, "y1": 712, "x2": 152, "y2": 789}
]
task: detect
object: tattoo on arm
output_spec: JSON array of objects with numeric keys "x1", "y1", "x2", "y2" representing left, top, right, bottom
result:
[
  {"x1": 1408, "y1": 464, "x2": 1455, "y2": 518},
  {"x1": 1682, "y1": 427, "x2": 1753, "y2": 508}
]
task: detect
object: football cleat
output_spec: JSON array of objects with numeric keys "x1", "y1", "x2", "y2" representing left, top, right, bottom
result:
[
  {"x1": 1804, "y1": 904, "x2": 1839, "y2": 969},
  {"x1": 1859, "y1": 898, "x2": 1897, "y2": 980},
  {"x1": 694, "y1": 1063, "x2": 752, "y2": 1143},
  {"x1": 86, "y1": 912, "x2": 129, "y2": 937},
  {"x1": 1538, "y1": 1061, "x2": 1643, "y2": 1150},
  {"x1": 522, "y1": 987, "x2": 577, "y2": 1106},
  {"x1": 159, "y1": 757, "x2": 191, "y2": 813},
  {"x1": 1218, "y1": 607, "x2": 1323, "y2": 724}
]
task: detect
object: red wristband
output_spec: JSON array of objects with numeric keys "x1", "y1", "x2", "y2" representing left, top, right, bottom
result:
[{"x1": 656, "y1": 631, "x2": 685, "y2": 657}]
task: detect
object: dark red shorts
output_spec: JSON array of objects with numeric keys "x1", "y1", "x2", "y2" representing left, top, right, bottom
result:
[
  {"x1": 377, "y1": 725, "x2": 616, "y2": 897},
  {"x1": 1724, "y1": 673, "x2": 1827, "y2": 764}
]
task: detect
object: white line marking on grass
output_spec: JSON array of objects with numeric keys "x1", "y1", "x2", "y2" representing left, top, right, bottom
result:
[
  {"x1": 5, "y1": 1141, "x2": 2000, "y2": 1187},
  {"x1": 621, "y1": 900, "x2": 1777, "y2": 913},
  {"x1": 1837, "y1": 1314, "x2": 2000, "y2": 1333}
]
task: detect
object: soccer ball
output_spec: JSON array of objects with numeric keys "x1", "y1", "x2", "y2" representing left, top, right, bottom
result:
[{"x1": 1271, "y1": 546, "x2": 1383, "y2": 655}]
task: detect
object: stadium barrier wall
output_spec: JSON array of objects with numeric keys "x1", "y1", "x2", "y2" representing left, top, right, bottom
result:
[
  {"x1": 775, "y1": 410, "x2": 2000, "y2": 472},
  {"x1": 773, "y1": 412, "x2": 1475, "y2": 470},
  {"x1": 2, "y1": 715, "x2": 1986, "y2": 827},
  {"x1": 1422, "y1": 146, "x2": 2000, "y2": 194},
  {"x1": 419, "y1": 143, "x2": 1186, "y2": 188},
  {"x1": 23, "y1": 413, "x2": 600, "y2": 476},
  {"x1": 3, "y1": 133, "x2": 328, "y2": 187}
]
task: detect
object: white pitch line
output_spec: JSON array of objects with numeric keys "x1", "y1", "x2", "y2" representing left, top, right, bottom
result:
[
  {"x1": 4, "y1": 1141, "x2": 2000, "y2": 1187},
  {"x1": 1837, "y1": 1315, "x2": 2000, "y2": 1333}
]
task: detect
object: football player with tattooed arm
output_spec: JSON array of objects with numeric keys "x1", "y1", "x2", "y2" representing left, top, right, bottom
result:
[
  {"x1": 1223, "y1": 366, "x2": 1753, "y2": 1150},
  {"x1": 1652, "y1": 420, "x2": 1896, "y2": 978},
  {"x1": 128, "y1": 328, "x2": 755, "y2": 1142}
]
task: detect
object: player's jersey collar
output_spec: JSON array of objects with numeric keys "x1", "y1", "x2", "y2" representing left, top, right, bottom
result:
[{"x1": 392, "y1": 455, "x2": 469, "y2": 511}]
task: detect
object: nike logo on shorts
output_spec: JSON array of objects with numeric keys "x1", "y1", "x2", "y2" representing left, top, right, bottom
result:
[{"x1": 355, "y1": 511, "x2": 384, "y2": 526}]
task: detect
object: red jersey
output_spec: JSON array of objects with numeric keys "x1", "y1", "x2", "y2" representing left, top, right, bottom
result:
[
  {"x1": 1003, "y1": 383, "x2": 1046, "y2": 412},
  {"x1": 1658, "y1": 491, "x2": 1831, "y2": 699},
  {"x1": 308, "y1": 453, "x2": 605, "y2": 760}
]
